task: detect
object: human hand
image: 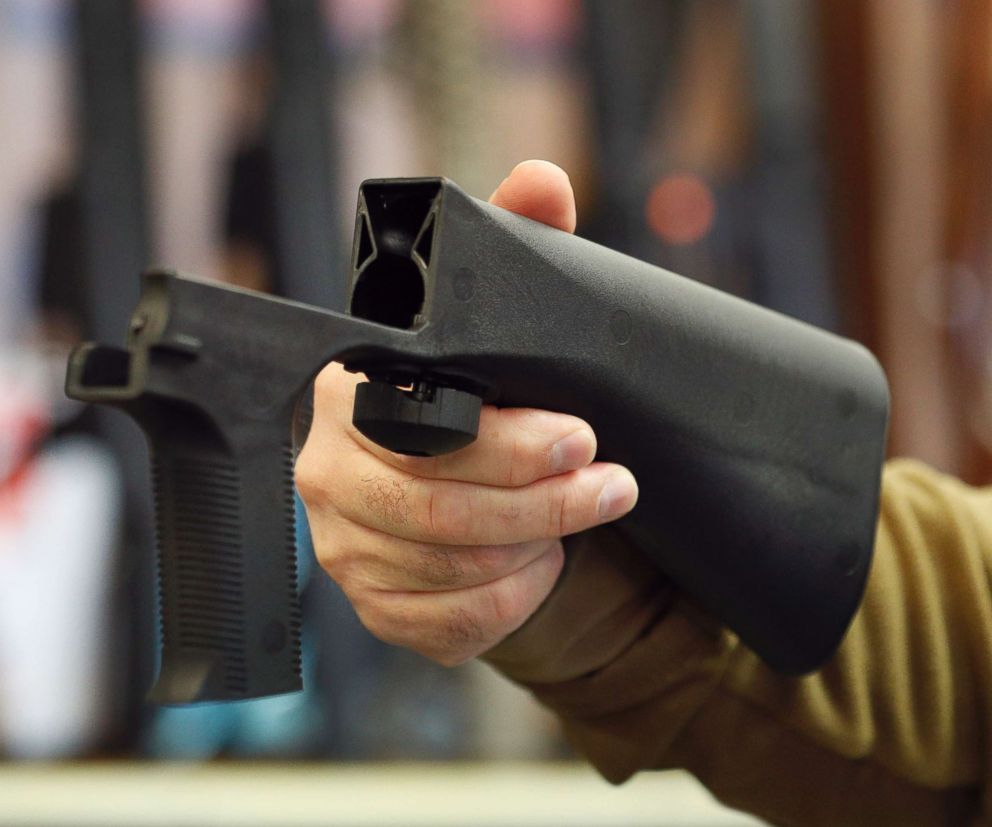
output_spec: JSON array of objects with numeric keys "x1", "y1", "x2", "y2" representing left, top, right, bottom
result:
[{"x1": 295, "y1": 160, "x2": 640, "y2": 666}]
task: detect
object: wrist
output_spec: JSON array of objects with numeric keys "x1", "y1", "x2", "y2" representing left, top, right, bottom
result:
[{"x1": 483, "y1": 524, "x2": 674, "y2": 684}]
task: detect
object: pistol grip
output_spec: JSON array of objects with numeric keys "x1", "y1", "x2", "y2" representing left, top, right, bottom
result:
[
  {"x1": 143, "y1": 416, "x2": 301, "y2": 704},
  {"x1": 64, "y1": 276, "x2": 405, "y2": 703}
]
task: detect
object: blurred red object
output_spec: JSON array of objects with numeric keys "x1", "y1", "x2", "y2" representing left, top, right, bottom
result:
[
  {"x1": 645, "y1": 173, "x2": 716, "y2": 246},
  {"x1": 0, "y1": 378, "x2": 49, "y2": 520}
]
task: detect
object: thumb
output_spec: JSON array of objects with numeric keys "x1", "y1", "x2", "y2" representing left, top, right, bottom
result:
[{"x1": 489, "y1": 160, "x2": 577, "y2": 234}]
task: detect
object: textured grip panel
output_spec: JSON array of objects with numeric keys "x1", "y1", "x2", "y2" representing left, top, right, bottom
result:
[
  {"x1": 153, "y1": 456, "x2": 248, "y2": 695},
  {"x1": 280, "y1": 443, "x2": 304, "y2": 681},
  {"x1": 147, "y1": 437, "x2": 302, "y2": 704}
]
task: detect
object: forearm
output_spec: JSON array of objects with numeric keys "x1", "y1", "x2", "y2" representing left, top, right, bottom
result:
[{"x1": 487, "y1": 460, "x2": 992, "y2": 825}]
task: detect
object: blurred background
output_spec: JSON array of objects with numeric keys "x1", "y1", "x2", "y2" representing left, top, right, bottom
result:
[{"x1": 1, "y1": 0, "x2": 989, "y2": 824}]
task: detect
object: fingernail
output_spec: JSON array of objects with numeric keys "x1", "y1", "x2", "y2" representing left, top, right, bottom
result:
[
  {"x1": 551, "y1": 430, "x2": 594, "y2": 473},
  {"x1": 598, "y1": 471, "x2": 638, "y2": 520}
]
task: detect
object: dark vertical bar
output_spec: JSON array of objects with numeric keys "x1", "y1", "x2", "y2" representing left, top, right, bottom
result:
[
  {"x1": 75, "y1": 0, "x2": 155, "y2": 744},
  {"x1": 743, "y1": 1, "x2": 837, "y2": 330},
  {"x1": 941, "y1": 0, "x2": 992, "y2": 483},
  {"x1": 265, "y1": 0, "x2": 352, "y2": 757},
  {"x1": 814, "y1": 0, "x2": 877, "y2": 346},
  {"x1": 266, "y1": 0, "x2": 343, "y2": 310},
  {"x1": 77, "y1": 0, "x2": 149, "y2": 337},
  {"x1": 579, "y1": 0, "x2": 682, "y2": 260}
]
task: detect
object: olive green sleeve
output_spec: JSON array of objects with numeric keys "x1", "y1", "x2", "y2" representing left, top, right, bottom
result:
[{"x1": 484, "y1": 460, "x2": 992, "y2": 826}]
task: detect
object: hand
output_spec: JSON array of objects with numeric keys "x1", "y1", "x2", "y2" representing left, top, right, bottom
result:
[{"x1": 296, "y1": 160, "x2": 640, "y2": 667}]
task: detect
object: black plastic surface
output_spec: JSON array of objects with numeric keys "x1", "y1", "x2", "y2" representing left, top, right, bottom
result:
[
  {"x1": 353, "y1": 381, "x2": 482, "y2": 456},
  {"x1": 65, "y1": 177, "x2": 889, "y2": 701}
]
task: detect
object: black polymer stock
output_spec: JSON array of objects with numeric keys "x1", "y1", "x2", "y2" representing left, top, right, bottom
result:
[{"x1": 65, "y1": 178, "x2": 889, "y2": 703}]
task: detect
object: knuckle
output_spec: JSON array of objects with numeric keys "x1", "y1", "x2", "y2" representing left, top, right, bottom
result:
[
  {"x1": 295, "y1": 445, "x2": 353, "y2": 515},
  {"x1": 426, "y1": 486, "x2": 471, "y2": 540},
  {"x1": 464, "y1": 544, "x2": 509, "y2": 579},
  {"x1": 412, "y1": 545, "x2": 464, "y2": 588},
  {"x1": 314, "y1": 542, "x2": 352, "y2": 586},
  {"x1": 293, "y1": 446, "x2": 324, "y2": 506},
  {"x1": 352, "y1": 589, "x2": 495, "y2": 667},
  {"x1": 494, "y1": 409, "x2": 539, "y2": 487},
  {"x1": 544, "y1": 482, "x2": 569, "y2": 537},
  {"x1": 312, "y1": 363, "x2": 343, "y2": 400},
  {"x1": 351, "y1": 591, "x2": 404, "y2": 645},
  {"x1": 424, "y1": 485, "x2": 439, "y2": 535},
  {"x1": 310, "y1": 524, "x2": 354, "y2": 583},
  {"x1": 438, "y1": 606, "x2": 486, "y2": 651},
  {"x1": 505, "y1": 429, "x2": 524, "y2": 486},
  {"x1": 359, "y1": 474, "x2": 414, "y2": 528},
  {"x1": 485, "y1": 576, "x2": 530, "y2": 632},
  {"x1": 309, "y1": 513, "x2": 379, "y2": 589},
  {"x1": 495, "y1": 410, "x2": 519, "y2": 486}
]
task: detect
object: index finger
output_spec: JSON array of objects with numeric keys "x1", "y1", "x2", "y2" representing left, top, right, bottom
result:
[
  {"x1": 350, "y1": 404, "x2": 598, "y2": 487},
  {"x1": 313, "y1": 363, "x2": 598, "y2": 487}
]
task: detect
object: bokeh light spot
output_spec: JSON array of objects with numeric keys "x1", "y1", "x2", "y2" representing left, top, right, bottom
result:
[{"x1": 645, "y1": 173, "x2": 716, "y2": 246}]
